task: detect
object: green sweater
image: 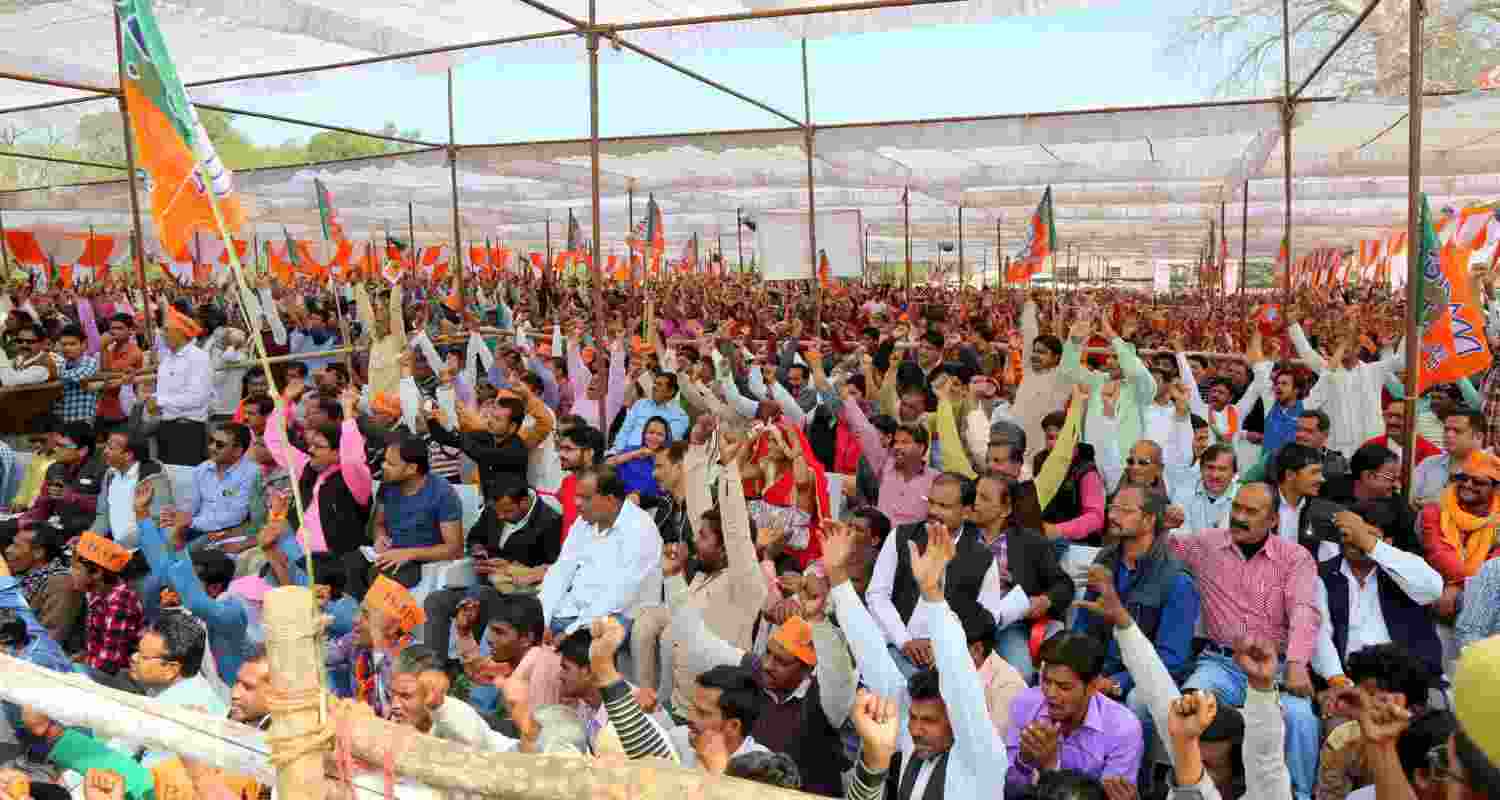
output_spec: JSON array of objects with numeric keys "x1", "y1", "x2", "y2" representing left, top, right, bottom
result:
[{"x1": 49, "y1": 730, "x2": 157, "y2": 800}]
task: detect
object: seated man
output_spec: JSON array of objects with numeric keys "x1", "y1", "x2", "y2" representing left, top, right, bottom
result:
[
  {"x1": 346, "y1": 437, "x2": 464, "y2": 599},
  {"x1": 111, "y1": 613, "x2": 227, "y2": 764},
  {"x1": 13, "y1": 422, "x2": 105, "y2": 536},
  {"x1": 1003, "y1": 632, "x2": 1144, "y2": 794},
  {"x1": 184, "y1": 423, "x2": 265, "y2": 554},
  {"x1": 423, "y1": 472, "x2": 562, "y2": 660},
  {"x1": 537, "y1": 465, "x2": 661, "y2": 636},
  {"x1": 3, "y1": 524, "x2": 81, "y2": 647},
  {"x1": 1312, "y1": 502, "x2": 1443, "y2": 684},
  {"x1": 92, "y1": 430, "x2": 176, "y2": 550},
  {"x1": 824, "y1": 519, "x2": 1008, "y2": 798},
  {"x1": 70, "y1": 531, "x2": 143, "y2": 677}
]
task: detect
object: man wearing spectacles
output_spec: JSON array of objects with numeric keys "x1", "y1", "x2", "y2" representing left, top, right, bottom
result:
[
  {"x1": 0, "y1": 322, "x2": 58, "y2": 387},
  {"x1": 109, "y1": 613, "x2": 225, "y2": 764},
  {"x1": 1420, "y1": 450, "x2": 1500, "y2": 624}
]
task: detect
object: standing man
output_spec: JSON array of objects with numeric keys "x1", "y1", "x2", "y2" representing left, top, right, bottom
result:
[{"x1": 151, "y1": 306, "x2": 215, "y2": 467}]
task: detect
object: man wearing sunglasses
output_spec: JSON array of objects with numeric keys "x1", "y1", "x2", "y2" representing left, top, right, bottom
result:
[
  {"x1": 0, "y1": 322, "x2": 58, "y2": 387},
  {"x1": 1420, "y1": 450, "x2": 1500, "y2": 624}
]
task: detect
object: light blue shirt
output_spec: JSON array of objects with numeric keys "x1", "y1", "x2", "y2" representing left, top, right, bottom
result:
[
  {"x1": 0, "y1": 575, "x2": 71, "y2": 674},
  {"x1": 538, "y1": 500, "x2": 662, "y2": 627},
  {"x1": 1168, "y1": 467, "x2": 1239, "y2": 535},
  {"x1": 189, "y1": 456, "x2": 260, "y2": 533},
  {"x1": 607, "y1": 397, "x2": 690, "y2": 455}
]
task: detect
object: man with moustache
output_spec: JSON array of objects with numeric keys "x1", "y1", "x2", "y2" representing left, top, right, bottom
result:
[{"x1": 1170, "y1": 482, "x2": 1322, "y2": 800}]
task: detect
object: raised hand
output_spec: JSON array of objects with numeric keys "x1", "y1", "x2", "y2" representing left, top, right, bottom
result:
[
  {"x1": 1018, "y1": 720, "x2": 1061, "y2": 770},
  {"x1": 1072, "y1": 565, "x2": 1131, "y2": 629},
  {"x1": 1356, "y1": 693, "x2": 1412, "y2": 747},
  {"x1": 850, "y1": 689, "x2": 900, "y2": 771},
  {"x1": 909, "y1": 522, "x2": 955, "y2": 602},
  {"x1": 1167, "y1": 691, "x2": 1217, "y2": 742},
  {"x1": 588, "y1": 616, "x2": 627, "y2": 685}
]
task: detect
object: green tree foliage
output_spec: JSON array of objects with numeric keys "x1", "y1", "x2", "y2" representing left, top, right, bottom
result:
[{"x1": 0, "y1": 110, "x2": 421, "y2": 191}]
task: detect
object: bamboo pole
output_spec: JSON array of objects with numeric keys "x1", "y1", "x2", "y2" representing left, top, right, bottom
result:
[
  {"x1": 957, "y1": 205, "x2": 965, "y2": 289},
  {"x1": 0, "y1": 207, "x2": 11, "y2": 280},
  {"x1": 263, "y1": 587, "x2": 328, "y2": 800},
  {"x1": 903, "y1": 186, "x2": 911, "y2": 304},
  {"x1": 588, "y1": 0, "x2": 608, "y2": 433},
  {"x1": 1400, "y1": 0, "x2": 1426, "y2": 491},
  {"x1": 112, "y1": 5, "x2": 157, "y2": 347}
]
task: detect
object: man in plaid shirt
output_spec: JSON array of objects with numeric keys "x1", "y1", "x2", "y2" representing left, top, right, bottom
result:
[
  {"x1": 69, "y1": 529, "x2": 143, "y2": 676},
  {"x1": 52, "y1": 324, "x2": 100, "y2": 425}
]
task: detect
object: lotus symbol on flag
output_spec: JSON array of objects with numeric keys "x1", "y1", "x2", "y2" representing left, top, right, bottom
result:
[{"x1": 1479, "y1": 65, "x2": 1500, "y2": 90}]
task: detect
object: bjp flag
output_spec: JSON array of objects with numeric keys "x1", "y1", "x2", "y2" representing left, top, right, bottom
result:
[
  {"x1": 1414, "y1": 194, "x2": 1492, "y2": 394},
  {"x1": 117, "y1": 0, "x2": 245, "y2": 258}
]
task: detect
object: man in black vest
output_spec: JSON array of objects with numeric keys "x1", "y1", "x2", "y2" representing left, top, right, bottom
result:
[
  {"x1": 1310, "y1": 502, "x2": 1444, "y2": 685},
  {"x1": 866, "y1": 473, "x2": 992, "y2": 677},
  {"x1": 1073, "y1": 485, "x2": 1200, "y2": 760}
]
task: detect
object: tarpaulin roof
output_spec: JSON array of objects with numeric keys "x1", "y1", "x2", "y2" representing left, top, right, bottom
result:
[{"x1": 6, "y1": 90, "x2": 1500, "y2": 264}]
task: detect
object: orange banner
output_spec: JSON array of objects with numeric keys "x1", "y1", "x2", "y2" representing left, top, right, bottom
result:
[{"x1": 1417, "y1": 243, "x2": 1493, "y2": 394}]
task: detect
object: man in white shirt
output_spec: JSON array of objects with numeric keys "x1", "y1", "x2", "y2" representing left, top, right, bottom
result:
[
  {"x1": 92, "y1": 430, "x2": 176, "y2": 550},
  {"x1": 1166, "y1": 443, "x2": 1239, "y2": 535},
  {"x1": 152, "y1": 306, "x2": 215, "y2": 466},
  {"x1": 537, "y1": 464, "x2": 662, "y2": 636},
  {"x1": 1311, "y1": 506, "x2": 1444, "y2": 684},
  {"x1": 0, "y1": 322, "x2": 58, "y2": 386}
]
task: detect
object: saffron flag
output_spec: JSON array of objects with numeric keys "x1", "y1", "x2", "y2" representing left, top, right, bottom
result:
[
  {"x1": 1414, "y1": 194, "x2": 1493, "y2": 395},
  {"x1": 315, "y1": 179, "x2": 344, "y2": 241},
  {"x1": 818, "y1": 249, "x2": 831, "y2": 288},
  {"x1": 1011, "y1": 186, "x2": 1056, "y2": 281},
  {"x1": 117, "y1": 0, "x2": 244, "y2": 257}
]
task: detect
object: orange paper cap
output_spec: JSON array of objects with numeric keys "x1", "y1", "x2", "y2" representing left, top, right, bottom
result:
[
  {"x1": 370, "y1": 392, "x2": 401, "y2": 419},
  {"x1": 770, "y1": 616, "x2": 817, "y2": 666},
  {"x1": 365, "y1": 574, "x2": 425, "y2": 631},
  {"x1": 76, "y1": 530, "x2": 130, "y2": 573},
  {"x1": 164, "y1": 306, "x2": 204, "y2": 339},
  {"x1": 443, "y1": 293, "x2": 462, "y2": 312},
  {"x1": 1464, "y1": 451, "x2": 1500, "y2": 483},
  {"x1": 580, "y1": 346, "x2": 598, "y2": 365}
]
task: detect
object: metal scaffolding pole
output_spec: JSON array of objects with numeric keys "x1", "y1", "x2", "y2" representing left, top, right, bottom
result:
[
  {"x1": 1282, "y1": 0, "x2": 1294, "y2": 305},
  {"x1": 447, "y1": 68, "x2": 464, "y2": 299},
  {"x1": 588, "y1": 0, "x2": 608, "y2": 433},
  {"x1": 957, "y1": 205, "x2": 964, "y2": 289},
  {"x1": 802, "y1": 39, "x2": 820, "y2": 335},
  {"x1": 736, "y1": 207, "x2": 744, "y2": 273},
  {"x1": 1400, "y1": 0, "x2": 1426, "y2": 488},
  {"x1": 903, "y1": 187, "x2": 911, "y2": 304},
  {"x1": 111, "y1": 5, "x2": 157, "y2": 346}
]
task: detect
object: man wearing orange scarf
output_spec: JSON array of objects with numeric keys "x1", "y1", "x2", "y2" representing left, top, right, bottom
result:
[{"x1": 1421, "y1": 450, "x2": 1500, "y2": 620}]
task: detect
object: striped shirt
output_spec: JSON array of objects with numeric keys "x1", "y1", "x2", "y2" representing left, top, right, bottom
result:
[{"x1": 1170, "y1": 527, "x2": 1322, "y2": 664}]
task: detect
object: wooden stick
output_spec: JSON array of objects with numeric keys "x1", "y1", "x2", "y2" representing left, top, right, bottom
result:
[{"x1": 263, "y1": 586, "x2": 328, "y2": 800}]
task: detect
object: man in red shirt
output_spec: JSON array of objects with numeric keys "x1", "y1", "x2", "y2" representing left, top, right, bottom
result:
[
  {"x1": 1365, "y1": 397, "x2": 1440, "y2": 466},
  {"x1": 554, "y1": 425, "x2": 604, "y2": 544},
  {"x1": 93, "y1": 314, "x2": 143, "y2": 427}
]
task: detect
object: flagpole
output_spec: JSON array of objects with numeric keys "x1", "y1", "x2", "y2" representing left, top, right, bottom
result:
[
  {"x1": 1240, "y1": 180, "x2": 1249, "y2": 295},
  {"x1": 903, "y1": 186, "x2": 911, "y2": 307},
  {"x1": 447, "y1": 68, "x2": 464, "y2": 302},
  {"x1": 0, "y1": 207, "x2": 12, "y2": 281},
  {"x1": 1280, "y1": 0, "x2": 1294, "y2": 308},
  {"x1": 407, "y1": 201, "x2": 416, "y2": 279},
  {"x1": 957, "y1": 205, "x2": 964, "y2": 290},
  {"x1": 1399, "y1": 0, "x2": 1425, "y2": 493},
  {"x1": 111, "y1": 5, "x2": 158, "y2": 347},
  {"x1": 996, "y1": 217, "x2": 1001, "y2": 290},
  {"x1": 800, "y1": 38, "x2": 821, "y2": 337},
  {"x1": 587, "y1": 0, "x2": 608, "y2": 434},
  {"x1": 736, "y1": 207, "x2": 744, "y2": 273}
]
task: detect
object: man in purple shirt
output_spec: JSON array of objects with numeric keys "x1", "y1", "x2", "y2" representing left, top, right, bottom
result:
[{"x1": 1004, "y1": 631, "x2": 1144, "y2": 796}]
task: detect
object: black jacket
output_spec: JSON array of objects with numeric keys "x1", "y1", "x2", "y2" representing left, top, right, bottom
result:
[
  {"x1": 465, "y1": 495, "x2": 563, "y2": 568},
  {"x1": 888, "y1": 521, "x2": 1074, "y2": 625},
  {"x1": 427, "y1": 420, "x2": 529, "y2": 495}
]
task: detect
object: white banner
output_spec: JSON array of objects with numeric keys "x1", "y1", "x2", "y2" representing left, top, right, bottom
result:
[
  {"x1": 1152, "y1": 260, "x2": 1171, "y2": 295},
  {"x1": 754, "y1": 209, "x2": 864, "y2": 281}
]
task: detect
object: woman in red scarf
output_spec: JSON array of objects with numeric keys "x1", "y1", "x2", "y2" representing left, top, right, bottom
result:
[{"x1": 737, "y1": 408, "x2": 831, "y2": 571}]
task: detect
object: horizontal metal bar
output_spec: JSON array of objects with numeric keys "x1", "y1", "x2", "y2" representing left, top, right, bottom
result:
[
  {"x1": 0, "y1": 150, "x2": 126, "y2": 171},
  {"x1": 0, "y1": 72, "x2": 116, "y2": 96},
  {"x1": 608, "y1": 0, "x2": 965, "y2": 33},
  {"x1": 191, "y1": 103, "x2": 445, "y2": 147},
  {"x1": 183, "y1": 29, "x2": 579, "y2": 89},
  {"x1": 0, "y1": 93, "x2": 117, "y2": 117}
]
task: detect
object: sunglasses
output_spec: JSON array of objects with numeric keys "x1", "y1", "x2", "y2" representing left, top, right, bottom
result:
[
  {"x1": 1125, "y1": 458, "x2": 1157, "y2": 466},
  {"x1": 1456, "y1": 474, "x2": 1495, "y2": 489}
]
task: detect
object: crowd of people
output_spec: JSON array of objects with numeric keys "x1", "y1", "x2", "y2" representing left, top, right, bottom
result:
[{"x1": 0, "y1": 268, "x2": 1497, "y2": 800}]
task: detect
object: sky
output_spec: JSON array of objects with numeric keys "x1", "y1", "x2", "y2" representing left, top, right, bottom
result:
[{"x1": 223, "y1": 0, "x2": 1263, "y2": 146}]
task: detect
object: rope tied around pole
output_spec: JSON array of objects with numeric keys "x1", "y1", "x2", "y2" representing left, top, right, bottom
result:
[{"x1": 263, "y1": 688, "x2": 415, "y2": 800}]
